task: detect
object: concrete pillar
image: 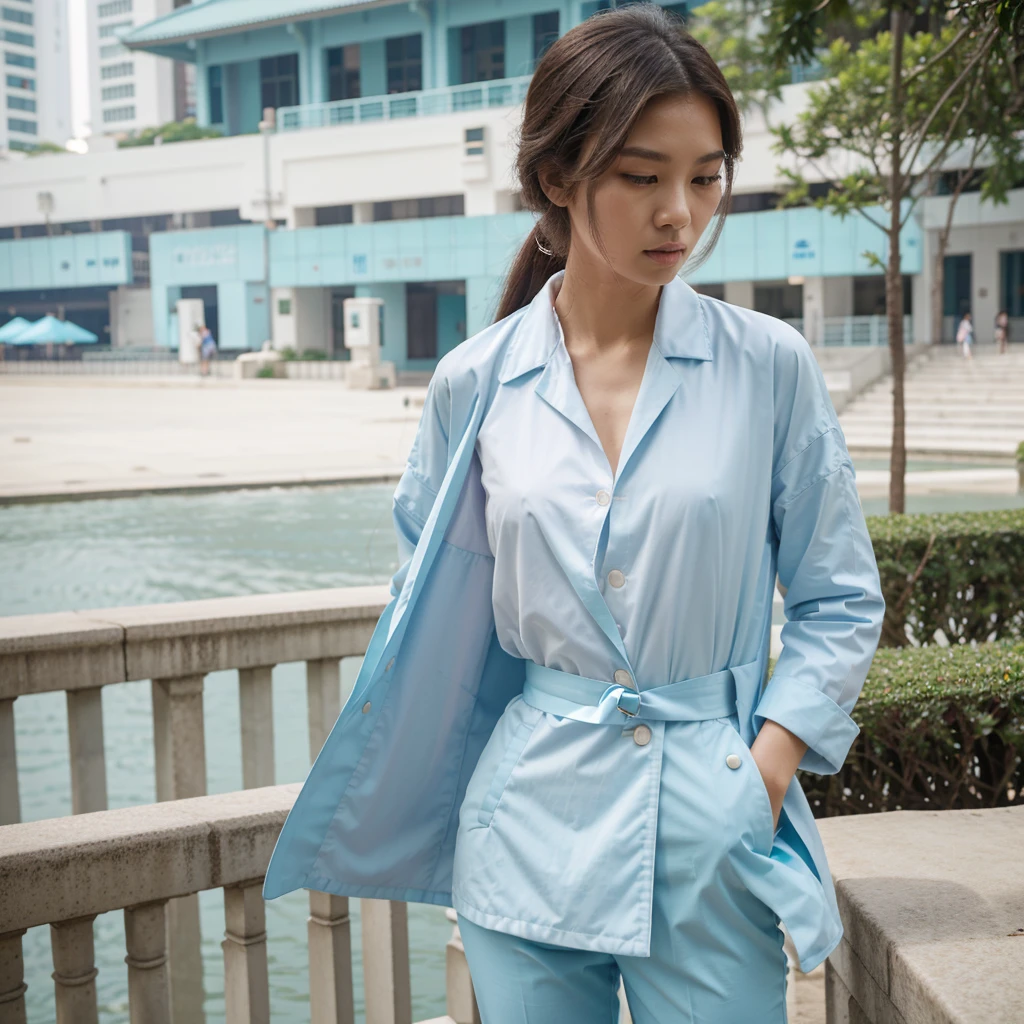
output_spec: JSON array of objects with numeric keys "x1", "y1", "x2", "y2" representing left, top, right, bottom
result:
[
  {"x1": 724, "y1": 280, "x2": 754, "y2": 309},
  {"x1": 352, "y1": 203, "x2": 374, "y2": 224},
  {"x1": 357, "y1": 282, "x2": 407, "y2": 370},
  {"x1": 505, "y1": 15, "x2": 533, "y2": 77},
  {"x1": 360, "y1": 39, "x2": 386, "y2": 97},
  {"x1": 238, "y1": 667, "x2": 275, "y2": 790},
  {"x1": 151, "y1": 676, "x2": 206, "y2": 1024},
  {"x1": 803, "y1": 276, "x2": 824, "y2": 346},
  {"x1": 307, "y1": 658, "x2": 342, "y2": 762},
  {"x1": 432, "y1": 0, "x2": 448, "y2": 88},
  {"x1": 0, "y1": 930, "x2": 27, "y2": 1024},
  {"x1": 308, "y1": 19, "x2": 326, "y2": 105},
  {"x1": 361, "y1": 900, "x2": 411, "y2": 1024},
  {"x1": 67, "y1": 688, "x2": 108, "y2": 814},
  {"x1": 308, "y1": 892, "x2": 355, "y2": 1024},
  {"x1": 222, "y1": 883, "x2": 269, "y2": 1024},
  {"x1": 195, "y1": 40, "x2": 210, "y2": 127},
  {"x1": 125, "y1": 902, "x2": 171, "y2": 1024},
  {"x1": 0, "y1": 698, "x2": 20, "y2": 825},
  {"x1": 50, "y1": 916, "x2": 99, "y2": 1024}
]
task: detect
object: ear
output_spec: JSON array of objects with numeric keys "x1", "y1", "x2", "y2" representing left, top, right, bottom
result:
[{"x1": 537, "y1": 161, "x2": 570, "y2": 209}]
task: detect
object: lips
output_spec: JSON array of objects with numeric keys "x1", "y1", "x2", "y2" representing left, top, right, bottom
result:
[{"x1": 646, "y1": 245, "x2": 686, "y2": 253}]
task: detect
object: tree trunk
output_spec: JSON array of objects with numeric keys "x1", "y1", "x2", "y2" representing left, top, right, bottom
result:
[
  {"x1": 887, "y1": 6, "x2": 907, "y2": 514},
  {"x1": 931, "y1": 245, "x2": 945, "y2": 345}
]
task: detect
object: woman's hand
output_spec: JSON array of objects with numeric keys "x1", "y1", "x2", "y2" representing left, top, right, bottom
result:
[{"x1": 749, "y1": 719, "x2": 809, "y2": 831}]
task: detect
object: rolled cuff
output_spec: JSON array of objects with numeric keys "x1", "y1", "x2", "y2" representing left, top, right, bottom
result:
[{"x1": 753, "y1": 675, "x2": 860, "y2": 776}]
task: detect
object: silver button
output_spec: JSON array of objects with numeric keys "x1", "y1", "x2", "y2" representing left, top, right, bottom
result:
[
  {"x1": 607, "y1": 569, "x2": 626, "y2": 588},
  {"x1": 362, "y1": 701, "x2": 372, "y2": 714},
  {"x1": 613, "y1": 669, "x2": 634, "y2": 688},
  {"x1": 633, "y1": 724, "x2": 652, "y2": 746},
  {"x1": 726, "y1": 753, "x2": 742, "y2": 769},
  {"x1": 596, "y1": 489, "x2": 611, "y2": 506}
]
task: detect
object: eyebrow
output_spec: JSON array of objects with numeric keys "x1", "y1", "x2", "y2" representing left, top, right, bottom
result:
[{"x1": 618, "y1": 146, "x2": 726, "y2": 165}]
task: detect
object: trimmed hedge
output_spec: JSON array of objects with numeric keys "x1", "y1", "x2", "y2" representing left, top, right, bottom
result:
[
  {"x1": 866, "y1": 509, "x2": 1024, "y2": 648},
  {"x1": 794, "y1": 640, "x2": 1024, "y2": 816}
]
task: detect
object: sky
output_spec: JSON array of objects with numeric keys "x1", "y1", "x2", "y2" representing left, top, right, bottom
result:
[{"x1": 68, "y1": 0, "x2": 90, "y2": 138}]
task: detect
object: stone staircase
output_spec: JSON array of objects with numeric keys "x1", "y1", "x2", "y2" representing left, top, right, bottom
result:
[{"x1": 838, "y1": 345, "x2": 1024, "y2": 459}]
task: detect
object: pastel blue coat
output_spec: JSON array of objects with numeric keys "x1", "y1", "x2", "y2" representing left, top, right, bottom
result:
[{"x1": 262, "y1": 272, "x2": 886, "y2": 974}]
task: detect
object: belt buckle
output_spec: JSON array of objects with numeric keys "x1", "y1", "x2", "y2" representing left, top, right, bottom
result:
[{"x1": 616, "y1": 689, "x2": 641, "y2": 718}]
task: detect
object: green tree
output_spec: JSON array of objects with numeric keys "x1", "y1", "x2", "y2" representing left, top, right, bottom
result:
[
  {"x1": 767, "y1": 3, "x2": 1022, "y2": 512},
  {"x1": 117, "y1": 117, "x2": 223, "y2": 148},
  {"x1": 25, "y1": 141, "x2": 69, "y2": 156}
]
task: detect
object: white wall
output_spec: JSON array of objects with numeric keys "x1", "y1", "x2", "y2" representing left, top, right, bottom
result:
[{"x1": 110, "y1": 284, "x2": 154, "y2": 347}]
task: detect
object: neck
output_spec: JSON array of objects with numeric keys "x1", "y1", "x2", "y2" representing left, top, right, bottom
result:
[{"x1": 553, "y1": 252, "x2": 662, "y2": 355}]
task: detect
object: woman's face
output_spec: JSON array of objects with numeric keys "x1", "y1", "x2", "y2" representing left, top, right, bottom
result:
[{"x1": 553, "y1": 92, "x2": 726, "y2": 289}]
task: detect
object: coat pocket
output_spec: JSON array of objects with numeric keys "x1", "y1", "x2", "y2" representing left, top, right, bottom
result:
[
  {"x1": 477, "y1": 702, "x2": 541, "y2": 827},
  {"x1": 720, "y1": 712, "x2": 778, "y2": 854}
]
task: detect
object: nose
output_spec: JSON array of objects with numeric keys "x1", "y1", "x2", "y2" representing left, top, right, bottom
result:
[{"x1": 654, "y1": 182, "x2": 692, "y2": 232}]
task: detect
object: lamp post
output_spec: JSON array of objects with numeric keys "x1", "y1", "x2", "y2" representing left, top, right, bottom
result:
[{"x1": 257, "y1": 107, "x2": 276, "y2": 350}]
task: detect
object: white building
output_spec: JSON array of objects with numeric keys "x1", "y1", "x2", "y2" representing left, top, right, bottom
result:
[
  {"x1": 85, "y1": 0, "x2": 194, "y2": 138},
  {"x1": 2, "y1": 0, "x2": 72, "y2": 152}
]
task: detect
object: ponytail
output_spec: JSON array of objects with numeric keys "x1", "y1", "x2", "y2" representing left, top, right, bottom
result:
[{"x1": 494, "y1": 222, "x2": 566, "y2": 324}]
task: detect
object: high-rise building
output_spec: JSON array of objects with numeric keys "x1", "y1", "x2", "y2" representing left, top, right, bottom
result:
[
  {"x1": 86, "y1": 0, "x2": 194, "y2": 138},
  {"x1": 2, "y1": 0, "x2": 72, "y2": 152}
]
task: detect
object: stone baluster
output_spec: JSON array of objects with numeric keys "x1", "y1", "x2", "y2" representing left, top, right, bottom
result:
[
  {"x1": 0, "y1": 929, "x2": 28, "y2": 1024},
  {"x1": 443, "y1": 908, "x2": 480, "y2": 1024},
  {"x1": 152, "y1": 675, "x2": 207, "y2": 1024},
  {"x1": 66, "y1": 687, "x2": 108, "y2": 814},
  {"x1": 307, "y1": 891, "x2": 354, "y2": 1024},
  {"x1": 361, "y1": 899, "x2": 411, "y2": 1024},
  {"x1": 50, "y1": 915, "x2": 98, "y2": 1024},
  {"x1": 0, "y1": 698, "x2": 20, "y2": 826},
  {"x1": 222, "y1": 882, "x2": 270, "y2": 1024},
  {"x1": 124, "y1": 901, "x2": 171, "y2": 1024},
  {"x1": 306, "y1": 657, "x2": 342, "y2": 761},
  {"x1": 238, "y1": 666, "x2": 275, "y2": 789}
]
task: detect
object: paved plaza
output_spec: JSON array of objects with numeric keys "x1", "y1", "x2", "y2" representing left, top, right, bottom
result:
[{"x1": 0, "y1": 363, "x2": 1019, "y2": 504}]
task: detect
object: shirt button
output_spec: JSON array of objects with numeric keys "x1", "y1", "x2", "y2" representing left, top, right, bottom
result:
[
  {"x1": 362, "y1": 702, "x2": 372, "y2": 714},
  {"x1": 613, "y1": 669, "x2": 635, "y2": 689},
  {"x1": 607, "y1": 569, "x2": 626, "y2": 588},
  {"x1": 596, "y1": 489, "x2": 611, "y2": 506},
  {"x1": 726, "y1": 753, "x2": 742, "y2": 769},
  {"x1": 633, "y1": 724, "x2": 652, "y2": 746}
]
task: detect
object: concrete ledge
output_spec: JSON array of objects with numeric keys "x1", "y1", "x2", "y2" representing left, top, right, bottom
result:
[
  {"x1": 819, "y1": 806, "x2": 1024, "y2": 1024},
  {"x1": 0, "y1": 785, "x2": 299, "y2": 931},
  {"x1": 0, "y1": 586, "x2": 389, "y2": 698}
]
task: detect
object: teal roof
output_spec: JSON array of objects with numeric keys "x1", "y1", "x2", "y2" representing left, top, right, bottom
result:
[{"x1": 124, "y1": 0, "x2": 403, "y2": 58}]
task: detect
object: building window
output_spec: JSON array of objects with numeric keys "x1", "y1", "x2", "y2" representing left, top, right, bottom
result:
[
  {"x1": 532, "y1": 12, "x2": 559, "y2": 62},
  {"x1": 5, "y1": 72, "x2": 33, "y2": 89},
  {"x1": 99, "y1": 43, "x2": 125, "y2": 58},
  {"x1": 6, "y1": 93, "x2": 33, "y2": 111},
  {"x1": 464, "y1": 126, "x2": 484, "y2": 156},
  {"x1": 1, "y1": 29, "x2": 33, "y2": 46},
  {"x1": 8, "y1": 136, "x2": 32, "y2": 150},
  {"x1": 208, "y1": 64, "x2": 223, "y2": 122},
  {"x1": 4, "y1": 50, "x2": 33, "y2": 68},
  {"x1": 99, "y1": 20, "x2": 132, "y2": 38},
  {"x1": 460, "y1": 21, "x2": 505, "y2": 84},
  {"x1": 102, "y1": 104, "x2": 135, "y2": 122},
  {"x1": 406, "y1": 284, "x2": 438, "y2": 360},
  {"x1": 2, "y1": 6, "x2": 32, "y2": 26},
  {"x1": 315, "y1": 204, "x2": 354, "y2": 226},
  {"x1": 101, "y1": 83, "x2": 134, "y2": 101},
  {"x1": 101, "y1": 61, "x2": 133, "y2": 79},
  {"x1": 7, "y1": 115, "x2": 36, "y2": 133},
  {"x1": 663, "y1": 2, "x2": 689, "y2": 20},
  {"x1": 98, "y1": 0, "x2": 132, "y2": 16},
  {"x1": 373, "y1": 194, "x2": 464, "y2": 221},
  {"x1": 259, "y1": 53, "x2": 299, "y2": 111},
  {"x1": 385, "y1": 34, "x2": 422, "y2": 94},
  {"x1": 327, "y1": 44, "x2": 360, "y2": 101}
]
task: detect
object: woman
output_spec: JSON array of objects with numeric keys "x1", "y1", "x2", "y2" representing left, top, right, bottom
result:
[
  {"x1": 956, "y1": 311, "x2": 973, "y2": 359},
  {"x1": 263, "y1": 8, "x2": 885, "y2": 1021},
  {"x1": 995, "y1": 309, "x2": 1009, "y2": 354}
]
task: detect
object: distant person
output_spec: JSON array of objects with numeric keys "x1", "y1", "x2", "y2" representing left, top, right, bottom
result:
[
  {"x1": 199, "y1": 324, "x2": 217, "y2": 376},
  {"x1": 955, "y1": 311, "x2": 973, "y2": 360},
  {"x1": 994, "y1": 309, "x2": 1010, "y2": 355}
]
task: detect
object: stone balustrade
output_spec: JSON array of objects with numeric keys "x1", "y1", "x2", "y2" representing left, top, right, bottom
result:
[{"x1": 0, "y1": 785, "x2": 479, "y2": 1024}]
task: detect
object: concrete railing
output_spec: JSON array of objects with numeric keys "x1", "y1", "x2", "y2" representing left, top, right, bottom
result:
[
  {"x1": 0, "y1": 587, "x2": 485, "y2": 1024},
  {"x1": 0, "y1": 785, "x2": 480, "y2": 1024}
]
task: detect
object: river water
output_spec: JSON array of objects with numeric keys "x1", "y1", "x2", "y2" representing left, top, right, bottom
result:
[{"x1": 2, "y1": 473, "x2": 1021, "y2": 1022}]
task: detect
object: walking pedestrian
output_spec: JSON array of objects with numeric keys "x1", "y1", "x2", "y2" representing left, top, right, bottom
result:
[
  {"x1": 262, "y1": 8, "x2": 885, "y2": 1021},
  {"x1": 995, "y1": 309, "x2": 1010, "y2": 354},
  {"x1": 956, "y1": 311, "x2": 974, "y2": 359},
  {"x1": 198, "y1": 324, "x2": 217, "y2": 376}
]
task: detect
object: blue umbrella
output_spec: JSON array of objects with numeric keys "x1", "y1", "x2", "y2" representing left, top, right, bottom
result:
[
  {"x1": 0, "y1": 316, "x2": 32, "y2": 342},
  {"x1": 13, "y1": 315, "x2": 99, "y2": 344}
]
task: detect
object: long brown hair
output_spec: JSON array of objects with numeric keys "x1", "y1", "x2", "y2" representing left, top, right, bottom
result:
[{"x1": 494, "y1": 4, "x2": 742, "y2": 323}]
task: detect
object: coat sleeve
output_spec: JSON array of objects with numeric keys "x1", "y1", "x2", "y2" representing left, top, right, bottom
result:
[
  {"x1": 753, "y1": 327, "x2": 885, "y2": 776},
  {"x1": 388, "y1": 368, "x2": 452, "y2": 598}
]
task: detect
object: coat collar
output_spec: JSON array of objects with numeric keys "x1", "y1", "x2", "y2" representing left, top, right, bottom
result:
[{"x1": 498, "y1": 269, "x2": 712, "y2": 384}]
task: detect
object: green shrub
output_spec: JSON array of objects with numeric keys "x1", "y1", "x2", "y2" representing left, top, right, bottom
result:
[
  {"x1": 256, "y1": 366, "x2": 277, "y2": 379},
  {"x1": 793, "y1": 640, "x2": 1024, "y2": 816},
  {"x1": 1016, "y1": 440, "x2": 1024, "y2": 462},
  {"x1": 867, "y1": 509, "x2": 1024, "y2": 647},
  {"x1": 300, "y1": 350, "x2": 328, "y2": 360}
]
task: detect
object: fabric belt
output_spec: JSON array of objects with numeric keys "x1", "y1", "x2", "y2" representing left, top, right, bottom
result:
[{"x1": 521, "y1": 660, "x2": 750, "y2": 725}]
